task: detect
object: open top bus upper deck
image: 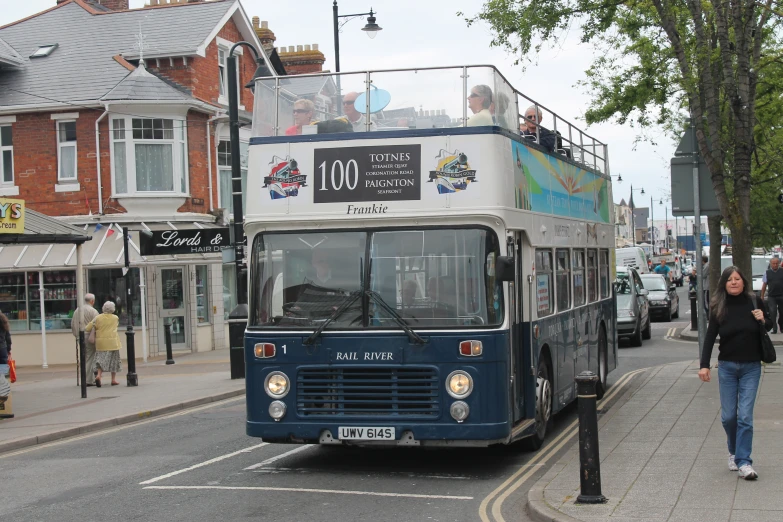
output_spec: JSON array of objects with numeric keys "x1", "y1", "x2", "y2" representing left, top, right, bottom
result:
[{"x1": 246, "y1": 65, "x2": 613, "y2": 244}]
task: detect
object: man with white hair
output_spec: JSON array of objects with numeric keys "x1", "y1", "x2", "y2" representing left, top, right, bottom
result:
[{"x1": 72, "y1": 293, "x2": 99, "y2": 386}]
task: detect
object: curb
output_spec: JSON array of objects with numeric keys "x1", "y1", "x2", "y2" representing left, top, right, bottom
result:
[
  {"x1": 525, "y1": 368, "x2": 654, "y2": 522},
  {"x1": 678, "y1": 329, "x2": 783, "y2": 345},
  {"x1": 0, "y1": 388, "x2": 245, "y2": 455}
]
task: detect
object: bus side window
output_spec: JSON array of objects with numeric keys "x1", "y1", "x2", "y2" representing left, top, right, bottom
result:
[
  {"x1": 587, "y1": 249, "x2": 598, "y2": 302},
  {"x1": 599, "y1": 250, "x2": 610, "y2": 298},
  {"x1": 555, "y1": 249, "x2": 570, "y2": 311},
  {"x1": 535, "y1": 249, "x2": 554, "y2": 317},
  {"x1": 573, "y1": 250, "x2": 585, "y2": 306}
]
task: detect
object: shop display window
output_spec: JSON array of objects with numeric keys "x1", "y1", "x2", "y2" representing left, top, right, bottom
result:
[
  {"x1": 88, "y1": 268, "x2": 142, "y2": 327},
  {"x1": 28, "y1": 270, "x2": 77, "y2": 331},
  {"x1": 195, "y1": 265, "x2": 210, "y2": 324},
  {"x1": 0, "y1": 273, "x2": 28, "y2": 332}
]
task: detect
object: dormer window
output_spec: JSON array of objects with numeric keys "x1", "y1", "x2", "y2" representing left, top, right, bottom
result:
[{"x1": 30, "y1": 44, "x2": 58, "y2": 58}]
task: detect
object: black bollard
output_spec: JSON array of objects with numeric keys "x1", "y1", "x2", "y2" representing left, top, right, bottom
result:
[
  {"x1": 126, "y1": 326, "x2": 138, "y2": 386},
  {"x1": 164, "y1": 323, "x2": 175, "y2": 365},
  {"x1": 575, "y1": 371, "x2": 607, "y2": 505},
  {"x1": 79, "y1": 331, "x2": 87, "y2": 399},
  {"x1": 689, "y1": 290, "x2": 697, "y2": 331}
]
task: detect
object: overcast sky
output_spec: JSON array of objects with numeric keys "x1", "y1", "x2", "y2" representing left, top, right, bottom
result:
[{"x1": 1, "y1": 0, "x2": 677, "y2": 215}]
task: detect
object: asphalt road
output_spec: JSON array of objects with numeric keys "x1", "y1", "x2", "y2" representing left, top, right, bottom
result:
[{"x1": 0, "y1": 285, "x2": 697, "y2": 522}]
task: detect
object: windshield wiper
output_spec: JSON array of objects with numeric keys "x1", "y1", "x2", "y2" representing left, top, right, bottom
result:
[
  {"x1": 303, "y1": 290, "x2": 363, "y2": 345},
  {"x1": 366, "y1": 290, "x2": 427, "y2": 345}
]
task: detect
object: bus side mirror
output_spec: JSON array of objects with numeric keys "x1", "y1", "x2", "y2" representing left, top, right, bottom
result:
[{"x1": 495, "y1": 256, "x2": 515, "y2": 282}]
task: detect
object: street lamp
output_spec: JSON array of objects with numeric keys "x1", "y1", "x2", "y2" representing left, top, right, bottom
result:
[
  {"x1": 612, "y1": 174, "x2": 623, "y2": 184},
  {"x1": 226, "y1": 41, "x2": 274, "y2": 377},
  {"x1": 629, "y1": 185, "x2": 644, "y2": 247},
  {"x1": 332, "y1": 1, "x2": 382, "y2": 73}
]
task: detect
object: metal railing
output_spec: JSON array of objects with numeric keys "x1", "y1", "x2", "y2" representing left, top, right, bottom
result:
[{"x1": 253, "y1": 65, "x2": 608, "y2": 175}]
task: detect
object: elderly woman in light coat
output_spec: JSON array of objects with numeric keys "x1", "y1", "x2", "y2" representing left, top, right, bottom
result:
[{"x1": 86, "y1": 301, "x2": 122, "y2": 387}]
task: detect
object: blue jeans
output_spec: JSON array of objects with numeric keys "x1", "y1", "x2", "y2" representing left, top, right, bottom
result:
[{"x1": 718, "y1": 361, "x2": 762, "y2": 468}]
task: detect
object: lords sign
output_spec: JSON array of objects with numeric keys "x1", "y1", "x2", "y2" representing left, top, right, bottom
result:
[{"x1": 139, "y1": 228, "x2": 230, "y2": 256}]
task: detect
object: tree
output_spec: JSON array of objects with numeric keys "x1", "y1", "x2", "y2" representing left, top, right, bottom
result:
[{"x1": 464, "y1": 0, "x2": 782, "y2": 279}]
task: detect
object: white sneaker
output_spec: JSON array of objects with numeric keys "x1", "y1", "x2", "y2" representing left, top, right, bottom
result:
[
  {"x1": 738, "y1": 464, "x2": 758, "y2": 480},
  {"x1": 728, "y1": 455, "x2": 738, "y2": 471}
]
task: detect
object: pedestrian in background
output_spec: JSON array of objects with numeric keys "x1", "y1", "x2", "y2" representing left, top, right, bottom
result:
[
  {"x1": 760, "y1": 257, "x2": 783, "y2": 334},
  {"x1": 699, "y1": 266, "x2": 769, "y2": 480},
  {"x1": 0, "y1": 311, "x2": 12, "y2": 395},
  {"x1": 71, "y1": 293, "x2": 99, "y2": 385},
  {"x1": 86, "y1": 301, "x2": 122, "y2": 387}
]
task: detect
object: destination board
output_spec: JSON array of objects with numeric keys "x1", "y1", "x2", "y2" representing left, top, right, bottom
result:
[{"x1": 313, "y1": 145, "x2": 421, "y2": 203}]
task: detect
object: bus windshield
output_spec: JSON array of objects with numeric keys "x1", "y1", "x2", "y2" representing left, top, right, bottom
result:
[{"x1": 250, "y1": 228, "x2": 503, "y2": 329}]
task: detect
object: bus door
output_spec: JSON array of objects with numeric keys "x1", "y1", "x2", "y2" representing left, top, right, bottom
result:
[
  {"x1": 510, "y1": 232, "x2": 523, "y2": 422},
  {"x1": 575, "y1": 250, "x2": 598, "y2": 379}
]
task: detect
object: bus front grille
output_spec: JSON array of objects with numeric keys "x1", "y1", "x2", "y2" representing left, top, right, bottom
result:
[{"x1": 296, "y1": 367, "x2": 440, "y2": 417}]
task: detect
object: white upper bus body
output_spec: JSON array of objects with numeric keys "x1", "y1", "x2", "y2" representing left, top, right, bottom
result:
[{"x1": 244, "y1": 66, "x2": 614, "y2": 324}]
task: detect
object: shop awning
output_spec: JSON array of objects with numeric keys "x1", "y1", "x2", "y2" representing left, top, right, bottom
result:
[
  {"x1": 0, "y1": 221, "x2": 224, "y2": 271},
  {"x1": 0, "y1": 209, "x2": 92, "y2": 245}
]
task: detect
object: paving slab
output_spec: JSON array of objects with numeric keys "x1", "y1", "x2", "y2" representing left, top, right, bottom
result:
[
  {"x1": 0, "y1": 348, "x2": 245, "y2": 453},
  {"x1": 528, "y1": 360, "x2": 783, "y2": 522}
]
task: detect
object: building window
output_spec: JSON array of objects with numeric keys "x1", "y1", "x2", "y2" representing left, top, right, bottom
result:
[
  {"x1": 535, "y1": 249, "x2": 553, "y2": 317},
  {"x1": 555, "y1": 248, "x2": 570, "y2": 312},
  {"x1": 57, "y1": 121, "x2": 77, "y2": 182},
  {"x1": 88, "y1": 268, "x2": 142, "y2": 327},
  {"x1": 218, "y1": 140, "x2": 247, "y2": 217},
  {"x1": 217, "y1": 43, "x2": 241, "y2": 106},
  {"x1": 195, "y1": 265, "x2": 210, "y2": 324},
  {"x1": 223, "y1": 264, "x2": 237, "y2": 319},
  {"x1": 0, "y1": 126, "x2": 12, "y2": 185},
  {"x1": 573, "y1": 249, "x2": 585, "y2": 306},
  {"x1": 111, "y1": 117, "x2": 187, "y2": 195}
]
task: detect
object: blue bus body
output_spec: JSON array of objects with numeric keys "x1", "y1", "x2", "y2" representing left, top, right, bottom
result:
[{"x1": 243, "y1": 66, "x2": 616, "y2": 447}]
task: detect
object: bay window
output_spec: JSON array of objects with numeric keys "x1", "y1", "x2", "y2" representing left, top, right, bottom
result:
[{"x1": 111, "y1": 116, "x2": 188, "y2": 196}]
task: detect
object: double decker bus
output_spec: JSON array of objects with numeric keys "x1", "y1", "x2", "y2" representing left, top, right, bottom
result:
[{"x1": 244, "y1": 65, "x2": 616, "y2": 449}]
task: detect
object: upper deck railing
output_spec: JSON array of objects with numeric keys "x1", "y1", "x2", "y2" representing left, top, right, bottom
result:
[{"x1": 252, "y1": 65, "x2": 608, "y2": 175}]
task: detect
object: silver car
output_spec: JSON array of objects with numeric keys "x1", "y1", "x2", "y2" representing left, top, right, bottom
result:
[{"x1": 615, "y1": 266, "x2": 651, "y2": 346}]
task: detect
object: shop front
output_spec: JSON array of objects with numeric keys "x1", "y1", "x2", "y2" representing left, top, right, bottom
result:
[{"x1": 3, "y1": 221, "x2": 229, "y2": 367}]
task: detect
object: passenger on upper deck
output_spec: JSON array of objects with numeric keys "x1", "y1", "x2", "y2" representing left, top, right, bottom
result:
[
  {"x1": 520, "y1": 106, "x2": 557, "y2": 153},
  {"x1": 466, "y1": 85, "x2": 494, "y2": 127},
  {"x1": 341, "y1": 92, "x2": 374, "y2": 132},
  {"x1": 285, "y1": 99, "x2": 316, "y2": 136}
]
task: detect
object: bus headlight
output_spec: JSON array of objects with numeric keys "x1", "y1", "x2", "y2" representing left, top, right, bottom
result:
[
  {"x1": 268, "y1": 400, "x2": 287, "y2": 421},
  {"x1": 446, "y1": 371, "x2": 473, "y2": 399},
  {"x1": 450, "y1": 401, "x2": 470, "y2": 422},
  {"x1": 265, "y1": 372, "x2": 290, "y2": 398}
]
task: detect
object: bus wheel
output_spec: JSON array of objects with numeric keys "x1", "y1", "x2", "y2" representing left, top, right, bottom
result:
[
  {"x1": 523, "y1": 356, "x2": 553, "y2": 451},
  {"x1": 596, "y1": 326, "x2": 608, "y2": 400}
]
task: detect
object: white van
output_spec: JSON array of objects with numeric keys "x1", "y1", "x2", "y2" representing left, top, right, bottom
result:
[{"x1": 616, "y1": 247, "x2": 650, "y2": 274}]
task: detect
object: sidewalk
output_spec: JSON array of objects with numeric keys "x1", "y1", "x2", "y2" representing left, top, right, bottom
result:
[
  {"x1": 680, "y1": 327, "x2": 783, "y2": 345},
  {"x1": 528, "y1": 358, "x2": 783, "y2": 521},
  {"x1": 0, "y1": 348, "x2": 245, "y2": 454}
]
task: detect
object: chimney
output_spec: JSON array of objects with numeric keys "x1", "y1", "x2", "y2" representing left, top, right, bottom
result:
[
  {"x1": 253, "y1": 19, "x2": 277, "y2": 54},
  {"x1": 96, "y1": 0, "x2": 130, "y2": 9},
  {"x1": 278, "y1": 43, "x2": 326, "y2": 75}
]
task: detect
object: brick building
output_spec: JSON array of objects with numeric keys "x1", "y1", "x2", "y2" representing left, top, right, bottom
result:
[{"x1": 0, "y1": 0, "x2": 281, "y2": 366}]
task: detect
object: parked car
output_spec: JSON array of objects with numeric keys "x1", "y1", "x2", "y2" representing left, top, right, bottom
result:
[
  {"x1": 615, "y1": 266, "x2": 651, "y2": 346},
  {"x1": 640, "y1": 274, "x2": 680, "y2": 321}
]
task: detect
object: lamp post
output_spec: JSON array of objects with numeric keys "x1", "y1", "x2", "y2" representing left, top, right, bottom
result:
[
  {"x1": 629, "y1": 185, "x2": 645, "y2": 247},
  {"x1": 332, "y1": 1, "x2": 382, "y2": 73},
  {"x1": 226, "y1": 41, "x2": 273, "y2": 378}
]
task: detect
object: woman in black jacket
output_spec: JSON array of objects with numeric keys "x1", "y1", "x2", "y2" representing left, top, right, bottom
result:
[{"x1": 699, "y1": 266, "x2": 771, "y2": 480}]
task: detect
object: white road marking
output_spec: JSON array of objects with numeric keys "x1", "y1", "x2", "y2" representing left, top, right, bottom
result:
[
  {"x1": 139, "y1": 443, "x2": 269, "y2": 485},
  {"x1": 244, "y1": 444, "x2": 315, "y2": 470},
  {"x1": 143, "y1": 485, "x2": 474, "y2": 500},
  {"x1": 479, "y1": 367, "x2": 646, "y2": 522},
  {"x1": 251, "y1": 467, "x2": 472, "y2": 480}
]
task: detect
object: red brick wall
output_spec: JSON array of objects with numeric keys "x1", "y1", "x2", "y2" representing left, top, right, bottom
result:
[
  {"x1": 9, "y1": 111, "x2": 111, "y2": 216},
  {"x1": 96, "y1": 0, "x2": 129, "y2": 10},
  {"x1": 152, "y1": 18, "x2": 257, "y2": 112},
  {"x1": 177, "y1": 110, "x2": 213, "y2": 213}
]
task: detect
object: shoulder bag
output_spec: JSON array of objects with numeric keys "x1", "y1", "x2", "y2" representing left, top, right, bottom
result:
[{"x1": 754, "y1": 297, "x2": 777, "y2": 364}]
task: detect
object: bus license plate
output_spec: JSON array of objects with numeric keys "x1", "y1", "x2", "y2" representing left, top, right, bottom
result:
[{"x1": 338, "y1": 427, "x2": 395, "y2": 440}]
